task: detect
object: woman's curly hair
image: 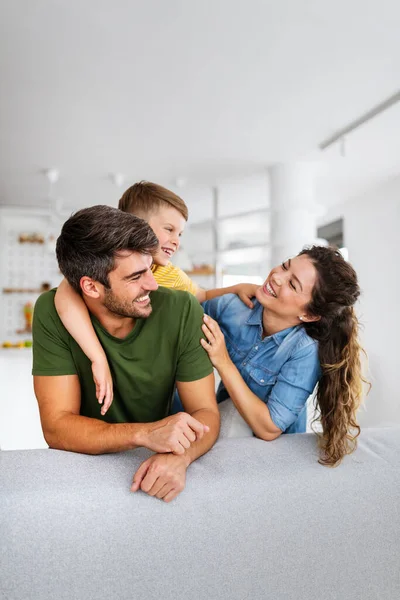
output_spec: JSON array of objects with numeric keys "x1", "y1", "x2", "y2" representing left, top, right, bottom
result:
[{"x1": 299, "y1": 246, "x2": 370, "y2": 467}]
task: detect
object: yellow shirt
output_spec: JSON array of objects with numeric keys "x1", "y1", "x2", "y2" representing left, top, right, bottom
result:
[{"x1": 151, "y1": 262, "x2": 198, "y2": 296}]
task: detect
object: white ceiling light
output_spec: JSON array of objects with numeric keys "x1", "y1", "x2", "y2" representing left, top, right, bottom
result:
[
  {"x1": 42, "y1": 167, "x2": 65, "y2": 222},
  {"x1": 109, "y1": 172, "x2": 125, "y2": 187},
  {"x1": 174, "y1": 177, "x2": 187, "y2": 189}
]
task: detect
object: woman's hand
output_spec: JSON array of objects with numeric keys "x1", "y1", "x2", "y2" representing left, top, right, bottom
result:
[
  {"x1": 91, "y1": 358, "x2": 114, "y2": 416},
  {"x1": 201, "y1": 315, "x2": 232, "y2": 372}
]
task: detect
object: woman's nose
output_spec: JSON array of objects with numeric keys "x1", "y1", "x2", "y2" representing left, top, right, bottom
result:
[{"x1": 272, "y1": 273, "x2": 282, "y2": 286}]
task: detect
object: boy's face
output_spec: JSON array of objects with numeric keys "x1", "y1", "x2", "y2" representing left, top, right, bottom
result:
[{"x1": 147, "y1": 205, "x2": 186, "y2": 266}]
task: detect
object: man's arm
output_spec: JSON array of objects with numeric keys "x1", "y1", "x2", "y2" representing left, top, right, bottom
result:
[
  {"x1": 34, "y1": 375, "x2": 208, "y2": 455},
  {"x1": 131, "y1": 373, "x2": 220, "y2": 502},
  {"x1": 176, "y1": 372, "x2": 220, "y2": 465}
]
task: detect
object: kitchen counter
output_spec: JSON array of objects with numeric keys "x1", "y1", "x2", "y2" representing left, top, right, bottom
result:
[{"x1": 0, "y1": 347, "x2": 47, "y2": 450}]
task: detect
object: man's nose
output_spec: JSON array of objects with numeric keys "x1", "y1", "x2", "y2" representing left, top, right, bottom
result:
[{"x1": 145, "y1": 271, "x2": 159, "y2": 291}]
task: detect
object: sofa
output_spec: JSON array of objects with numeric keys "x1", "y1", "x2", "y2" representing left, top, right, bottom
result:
[{"x1": 1, "y1": 401, "x2": 400, "y2": 600}]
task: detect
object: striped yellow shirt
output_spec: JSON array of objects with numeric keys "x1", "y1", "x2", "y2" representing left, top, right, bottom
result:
[{"x1": 151, "y1": 262, "x2": 198, "y2": 296}]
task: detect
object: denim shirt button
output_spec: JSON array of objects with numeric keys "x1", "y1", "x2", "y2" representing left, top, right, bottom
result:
[
  {"x1": 243, "y1": 362, "x2": 247, "y2": 366},
  {"x1": 254, "y1": 346, "x2": 258, "y2": 350},
  {"x1": 260, "y1": 378, "x2": 265, "y2": 383}
]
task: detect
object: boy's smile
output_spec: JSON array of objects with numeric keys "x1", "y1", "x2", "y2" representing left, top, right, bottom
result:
[{"x1": 147, "y1": 205, "x2": 186, "y2": 266}]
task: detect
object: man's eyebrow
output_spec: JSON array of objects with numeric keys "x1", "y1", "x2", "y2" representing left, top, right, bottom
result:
[
  {"x1": 288, "y1": 258, "x2": 303, "y2": 292},
  {"x1": 122, "y1": 268, "x2": 148, "y2": 280}
]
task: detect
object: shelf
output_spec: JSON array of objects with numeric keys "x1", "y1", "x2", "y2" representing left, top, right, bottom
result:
[
  {"x1": 185, "y1": 270, "x2": 215, "y2": 276},
  {"x1": 2, "y1": 288, "x2": 43, "y2": 294}
]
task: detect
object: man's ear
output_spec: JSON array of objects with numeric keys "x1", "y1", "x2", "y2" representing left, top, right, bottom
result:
[{"x1": 80, "y1": 277, "x2": 102, "y2": 299}]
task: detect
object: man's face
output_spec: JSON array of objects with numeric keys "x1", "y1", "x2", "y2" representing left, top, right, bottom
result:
[{"x1": 102, "y1": 251, "x2": 158, "y2": 319}]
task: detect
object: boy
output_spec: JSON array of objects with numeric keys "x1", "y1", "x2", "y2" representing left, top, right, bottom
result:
[{"x1": 55, "y1": 181, "x2": 258, "y2": 413}]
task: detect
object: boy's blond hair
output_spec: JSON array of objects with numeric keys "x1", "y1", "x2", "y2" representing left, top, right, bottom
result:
[{"x1": 118, "y1": 181, "x2": 189, "y2": 221}]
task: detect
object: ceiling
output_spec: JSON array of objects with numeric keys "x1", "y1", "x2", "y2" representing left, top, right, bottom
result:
[{"x1": 0, "y1": 0, "x2": 399, "y2": 215}]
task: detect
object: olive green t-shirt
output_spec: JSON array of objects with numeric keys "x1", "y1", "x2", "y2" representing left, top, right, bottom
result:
[{"x1": 32, "y1": 287, "x2": 213, "y2": 423}]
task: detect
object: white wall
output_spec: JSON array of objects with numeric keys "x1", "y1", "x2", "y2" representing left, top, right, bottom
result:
[{"x1": 319, "y1": 175, "x2": 400, "y2": 427}]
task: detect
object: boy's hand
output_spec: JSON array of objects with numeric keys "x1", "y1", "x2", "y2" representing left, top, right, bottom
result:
[
  {"x1": 91, "y1": 358, "x2": 114, "y2": 416},
  {"x1": 234, "y1": 283, "x2": 260, "y2": 308}
]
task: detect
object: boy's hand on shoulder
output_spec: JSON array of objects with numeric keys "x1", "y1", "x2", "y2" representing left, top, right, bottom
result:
[{"x1": 234, "y1": 283, "x2": 259, "y2": 308}]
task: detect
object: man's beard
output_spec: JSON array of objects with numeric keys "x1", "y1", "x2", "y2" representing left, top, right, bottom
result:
[{"x1": 103, "y1": 288, "x2": 153, "y2": 319}]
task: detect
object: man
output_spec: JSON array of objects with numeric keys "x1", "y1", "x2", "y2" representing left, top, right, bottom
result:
[{"x1": 32, "y1": 205, "x2": 220, "y2": 502}]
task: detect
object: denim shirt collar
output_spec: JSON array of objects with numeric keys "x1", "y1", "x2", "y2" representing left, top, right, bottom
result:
[{"x1": 246, "y1": 300, "x2": 297, "y2": 346}]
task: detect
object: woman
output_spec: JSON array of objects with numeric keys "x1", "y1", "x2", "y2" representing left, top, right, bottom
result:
[{"x1": 201, "y1": 246, "x2": 367, "y2": 467}]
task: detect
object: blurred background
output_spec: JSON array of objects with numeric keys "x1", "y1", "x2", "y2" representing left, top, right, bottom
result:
[{"x1": 0, "y1": 0, "x2": 399, "y2": 448}]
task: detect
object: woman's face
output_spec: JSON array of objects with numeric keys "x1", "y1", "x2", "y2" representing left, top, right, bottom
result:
[{"x1": 256, "y1": 255, "x2": 318, "y2": 325}]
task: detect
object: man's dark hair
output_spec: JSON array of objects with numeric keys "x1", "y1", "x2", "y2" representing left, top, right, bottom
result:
[{"x1": 56, "y1": 205, "x2": 159, "y2": 293}]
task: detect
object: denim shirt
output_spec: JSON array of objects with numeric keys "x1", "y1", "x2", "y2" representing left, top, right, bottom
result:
[{"x1": 202, "y1": 294, "x2": 321, "y2": 434}]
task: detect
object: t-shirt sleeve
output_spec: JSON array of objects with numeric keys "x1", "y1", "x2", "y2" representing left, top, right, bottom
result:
[
  {"x1": 171, "y1": 266, "x2": 199, "y2": 296},
  {"x1": 267, "y1": 343, "x2": 321, "y2": 432},
  {"x1": 32, "y1": 291, "x2": 78, "y2": 376},
  {"x1": 175, "y1": 295, "x2": 214, "y2": 382}
]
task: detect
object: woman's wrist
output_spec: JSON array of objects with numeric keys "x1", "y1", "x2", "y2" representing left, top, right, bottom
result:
[{"x1": 216, "y1": 357, "x2": 234, "y2": 377}]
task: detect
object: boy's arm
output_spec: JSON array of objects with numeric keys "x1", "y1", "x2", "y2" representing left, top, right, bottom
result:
[
  {"x1": 54, "y1": 279, "x2": 113, "y2": 412},
  {"x1": 196, "y1": 283, "x2": 259, "y2": 308}
]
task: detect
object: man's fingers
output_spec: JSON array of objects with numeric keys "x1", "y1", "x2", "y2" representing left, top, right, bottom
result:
[
  {"x1": 147, "y1": 477, "x2": 167, "y2": 497},
  {"x1": 178, "y1": 434, "x2": 191, "y2": 450},
  {"x1": 163, "y1": 488, "x2": 179, "y2": 503},
  {"x1": 184, "y1": 414, "x2": 209, "y2": 439},
  {"x1": 140, "y1": 468, "x2": 160, "y2": 493},
  {"x1": 155, "y1": 483, "x2": 172, "y2": 500},
  {"x1": 171, "y1": 441, "x2": 186, "y2": 456},
  {"x1": 131, "y1": 460, "x2": 150, "y2": 492},
  {"x1": 183, "y1": 427, "x2": 196, "y2": 443}
]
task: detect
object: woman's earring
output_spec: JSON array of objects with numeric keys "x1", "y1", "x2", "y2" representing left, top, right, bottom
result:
[{"x1": 299, "y1": 316, "x2": 304, "y2": 321}]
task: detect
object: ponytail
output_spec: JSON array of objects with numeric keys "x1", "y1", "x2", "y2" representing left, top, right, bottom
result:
[
  {"x1": 307, "y1": 308, "x2": 367, "y2": 466},
  {"x1": 299, "y1": 246, "x2": 370, "y2": 467}
]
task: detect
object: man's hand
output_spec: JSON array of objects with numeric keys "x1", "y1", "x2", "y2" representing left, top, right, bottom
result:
[
  {"x1": 137, "y1": 412, "x2": 209, "y2": 455},
  {"x1": 131, "y1": 453, "x2": 188, "y2": 503}
]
